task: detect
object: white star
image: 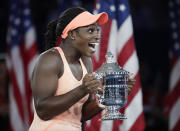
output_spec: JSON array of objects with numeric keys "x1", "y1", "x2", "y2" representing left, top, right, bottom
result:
[
  {"x1": 9, "y1": 15, "x2": 14, "y2": 22},
  {"x1": 24, "y1": 9, "x2": 30, "y2": 15},
  {"x1": 171, "y1": 22, "x2": 177, "y2": 29},
  {"x1": 173, "y1": 32, "x2": 178, "y2": 39},
  {"x1": 110, "y1": 5, "x2": 116, "y2": 12},
  {"x1": 169, "y1": 11, "x2": 175, "y2": 18},
  {"x1": 96, "y1": 3, "x2": 100, "y2": 10},
  {"x1": 11, "y1": 28, "x2": 17, "y2": 36},
  {"x1": 119, "y1": 4, "x2": 126, "y2": 11},
  {"x1": 24, "y1": 20, "x2": 30, "y2": 27},
  {"x1": 6, "y1": 28, "x2": 11, "y2": 43},
  {"x1": 15, "y1": 18, "x2": 21, "y2": 25},
  {"x1": 174, "y1": 42, "x2": 180, "y2": 50}
]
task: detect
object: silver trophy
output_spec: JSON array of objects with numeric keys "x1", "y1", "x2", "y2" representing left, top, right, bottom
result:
[{"x1": 94, "y1": 52, "x2": 129, "y2": 120}]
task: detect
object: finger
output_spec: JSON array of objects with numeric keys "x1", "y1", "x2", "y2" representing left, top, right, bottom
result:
[
  {"x1": 84, "y1": 79, "x2": 101, "y2": 87},
  {"x1": 87, "y1": 83, "x2": 102, "y2": 93},
  {"x1": 128, "y1": 88, "x2": 132, "y2": 94},
  {"x1": 128, "y1": 72, "x2": 134, "y2": 77},
  {"x1": 98, "y1": 103, "x2": 106, "y2": 109},
  {"x1": 95, "y1": 96, "x2": 105, "y2": 109},
  {"x1": 127, "y1": 82, "x2": 135, "y2": 86},
  {"x1": 127, "y1": 86, "x2": 133, "y2": 94},
  {"x1": 127, "y1": 79, "x2": 136, "y2": 84},
  {"x1": 127, "y1": 84, "x2": 133, "y2": 89},
  {"x1": 87, "y1": 83, "x2": 102, "y2": 90},
  {"x1": 83, "y1": 75, "x2": 97, "y2": 83},
  {"x1": 102, "y1": 75, "x2": 106, "y2": 86},
  {"x1": 97, "y1": 87, "x2": 104, "y2": 94}
]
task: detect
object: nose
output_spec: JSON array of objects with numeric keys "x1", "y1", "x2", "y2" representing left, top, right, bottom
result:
[{"x1": 95, "y1": 31, "x2": 100, "y2": 42}]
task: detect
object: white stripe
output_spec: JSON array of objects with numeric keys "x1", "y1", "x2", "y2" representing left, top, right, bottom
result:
[
  {"x1": 169, "y1": 97, "x2": 180, "y2": 130},
  {"x1": 28, "y1": 54, "x2": 38, "y2": 80},
  {"x1": 120, "y1": 89, "x2": 143, "y2": 130},
  {"x1": 11, "y1": 46, "x2": 25, "y2": 95},
  {"x1": 107, "y1": 19, "x2": 118, "y2": 61},
  {"x1": 117, "y1": 16, "x2": 133, "y2": 53},
  {"x1": 100, "y1": 110, "x2": 113, "y2": 131},
  {"x1": 9, "y1": 85, "x2": 25, "y2": 131},
  {"x1": 25, "y1": 27, "x2": 36, "y2": 50},
  {"x1": 169, "y1": 58, "x2": 180, "y2": 91},
  {"x1": 123, "y1": 51, "x2": 139, "y2": 78},
  {"x1": 6, "y1": 55, "x2": 12, "y2": 71},
  {"x1": 11, "y1": 46, "x2": 29, "y2": 128},
  {"x1": 100, "y1": 121, "x2": 113, "y2": 131},
  {"x1": 86, "y1": 120, "x2": 91, "y2": 127}
]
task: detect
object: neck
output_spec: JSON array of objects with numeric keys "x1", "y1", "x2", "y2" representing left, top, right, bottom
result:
[{"x1": 60, "y1": 41, "x2": 81, "y2": 63}]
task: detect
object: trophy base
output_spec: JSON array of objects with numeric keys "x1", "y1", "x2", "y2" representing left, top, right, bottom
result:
[{"x1": 100, "y1": 113, "x2": 127, "y2": 121}]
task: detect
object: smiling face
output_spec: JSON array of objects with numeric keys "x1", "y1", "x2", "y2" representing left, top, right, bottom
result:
[{"x1": 71, "y1": 22, "x2": 100, "y2": 57}]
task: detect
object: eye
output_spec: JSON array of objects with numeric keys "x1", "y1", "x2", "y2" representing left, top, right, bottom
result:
[
  {"x1": 88, "y1": 28, "x2": 94, "y2": 34},
  {"x1": 97, "y1": 28, "x2": 100, "y2": 33}
]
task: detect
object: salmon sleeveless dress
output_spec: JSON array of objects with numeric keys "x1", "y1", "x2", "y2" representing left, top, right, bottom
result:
[{"x1": 29, "y1": 47, "x2": 89, "y2": 131}]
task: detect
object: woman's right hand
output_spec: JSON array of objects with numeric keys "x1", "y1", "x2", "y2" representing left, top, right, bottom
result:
[{"x1": 82, "y1": 73, "x2": 103, "y2": 94}]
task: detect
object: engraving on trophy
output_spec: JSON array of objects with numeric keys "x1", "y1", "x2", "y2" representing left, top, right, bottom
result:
[{"x1": 94, "y1": 52, "x2": 130, "y2": 120}]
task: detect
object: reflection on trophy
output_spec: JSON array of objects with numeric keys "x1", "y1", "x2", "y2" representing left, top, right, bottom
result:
[{"x1": 94, "y1": 52, "x2": 130, "y2": 120}]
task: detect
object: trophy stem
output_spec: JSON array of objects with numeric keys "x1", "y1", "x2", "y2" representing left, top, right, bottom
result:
[{"x1": 100, "y1": 106, "x2": 127, "y2": 121}]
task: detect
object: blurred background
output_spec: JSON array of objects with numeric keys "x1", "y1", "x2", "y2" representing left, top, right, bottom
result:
[{"x1": 0, "y1": 0, "x2": 177, "y2": 130}]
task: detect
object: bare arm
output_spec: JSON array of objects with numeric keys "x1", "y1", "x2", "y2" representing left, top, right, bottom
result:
[
  {"x1": 81, "y1": 56, "x2": 104, "y2": 121},
  {"x1": 32, "y1": 49, "x2": 101, "y2": 120}
]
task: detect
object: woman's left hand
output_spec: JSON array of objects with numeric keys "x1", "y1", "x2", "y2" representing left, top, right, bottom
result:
[{"x1": 127, "y1": 78, "x2": 135, "y2": 95}]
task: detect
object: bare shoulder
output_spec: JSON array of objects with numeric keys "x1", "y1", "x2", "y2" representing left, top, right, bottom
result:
[
  {"x1": 31, "y1": 48, "x2": 64, "y2": 99},
  {"x1": 33, "y1": 48, "x2": 63, "y2": 78},
  {"x1": 81, "y1": 56, "x2": 93, "y2": 73}
]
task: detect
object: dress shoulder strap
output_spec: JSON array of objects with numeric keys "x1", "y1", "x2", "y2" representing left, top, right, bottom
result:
[{"x1": 55, "y1": 47, "x2": 69, "y2": 67}]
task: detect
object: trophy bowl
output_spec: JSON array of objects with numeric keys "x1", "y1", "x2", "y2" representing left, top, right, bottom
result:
[{"x1": 94, "y1": 52, "x2": 129, "y2": 120}]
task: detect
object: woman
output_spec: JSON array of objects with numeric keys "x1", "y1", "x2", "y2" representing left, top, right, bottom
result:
[{"x1": 29, "y1": 7, "x2": 134, "y2": 131}]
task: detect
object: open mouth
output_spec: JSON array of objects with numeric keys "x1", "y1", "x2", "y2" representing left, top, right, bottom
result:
[{"x1": 88, "y1": 42, "x2": 99, "y2": 51}]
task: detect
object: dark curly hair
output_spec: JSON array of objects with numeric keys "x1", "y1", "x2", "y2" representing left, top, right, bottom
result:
[{"x1": 45, "y1": 7, "x2": 86, "y2": 50}]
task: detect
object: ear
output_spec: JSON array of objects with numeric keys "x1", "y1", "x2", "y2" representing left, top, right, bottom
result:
[{"x1": 68, "y1": 30, "x2": 76, "y2": 40}]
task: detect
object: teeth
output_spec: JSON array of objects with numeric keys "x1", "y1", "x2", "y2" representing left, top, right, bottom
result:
[
  {"x1": 89, "y1": 47, "x2": 95, "y2": 51},
  {"x1": 90, "y1": 42, "x2": 99, "y2": 45}
]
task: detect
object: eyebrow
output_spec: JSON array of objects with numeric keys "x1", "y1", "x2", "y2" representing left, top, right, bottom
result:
[{"x1": 74, "y1": 22, "x2": 99, "y2": 32}]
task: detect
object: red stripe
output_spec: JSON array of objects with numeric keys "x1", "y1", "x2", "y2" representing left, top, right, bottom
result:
[
  {"x1": 164, "y1": 80, "x2": 180, "y2": 115},
  {"x1": 25, "y1": 41, "x2": 38, "y2": 63},
  {"x1": 172, "y1": 119, "x2": 180, "y2": 131},
  {"x1": 117, "y1": 36, "x2": 135, "y2": 67},
  {"x1": 126, "y1": 73, "x2": 141, "y2": 107},
  {"x1": 9, "y1": 66, "x2": 25, "y2": 122},
  {"x1": 92, "y1": 19, "x2": 112, "y2": 70},
  {"x1": 20, "y1": 42, "x2": 37, "y2": 125},
  {"x1": 113, "y1": 120, "x2": 120, "y2": 131},
  {"x1": 129, "y1": 112, "x2": 145, "y2": 131},
  {"x1": 85, "y1": 113, "x2": 102, "y2": 131}
]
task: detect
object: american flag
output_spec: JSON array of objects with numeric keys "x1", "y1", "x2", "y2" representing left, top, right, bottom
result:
[
  {"x1": 6, "y1": 0, "x2": 38, "y2": 130},
  {"x1": 164, "y1": 0, "x2": 180, "y2": 130},
  {"x1": 85, "y1": 0, "x2": 145, "y2": 130}
]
